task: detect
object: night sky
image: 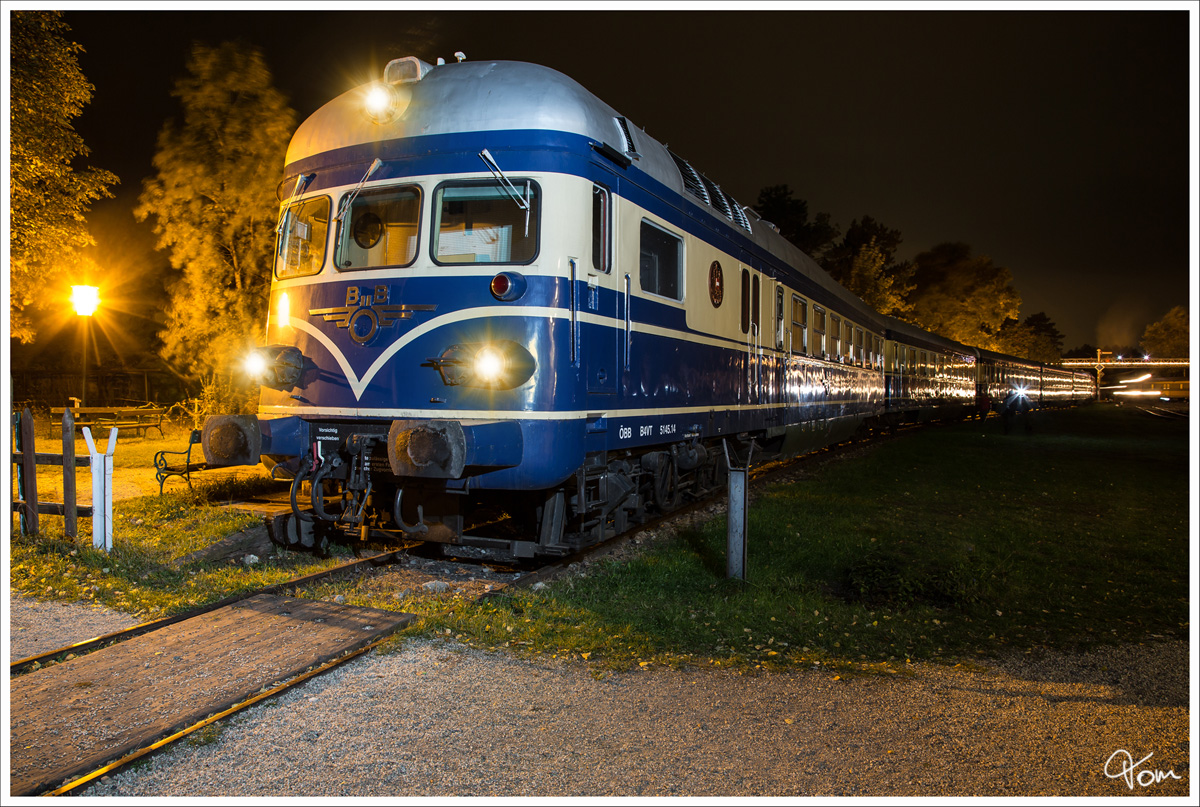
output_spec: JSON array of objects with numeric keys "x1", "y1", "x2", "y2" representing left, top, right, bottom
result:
[{"x1": 40, "y1": 7, "x2": 1197, "y2": 351}]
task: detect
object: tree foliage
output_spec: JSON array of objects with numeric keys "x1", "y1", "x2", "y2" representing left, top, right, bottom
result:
[
  {"x1": 9, "y1": 10, "x2": 118, "y2": 342},
  {"x1": 752, "y1": 185, "x2": 840, "y2": 259},
  {"x1": 1139, "y1": 305, "x2": 1189, "y2": 357},
  {"x1": 136, "y1": 42, "x2": 296, "y2": 379},
  {"x1": 821, "y1": 217, "x2": 913, "y2": 317},
  {"x1": 906, "y1": 243, "x2": 1021, "y2": 350},
  {"x1": 995, "y1": 311, "x2": 1065, "y2": 363}
]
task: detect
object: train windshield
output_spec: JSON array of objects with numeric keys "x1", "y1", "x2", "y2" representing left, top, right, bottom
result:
[
  {"x1": 432, "y1": 180, "x2": 540, "y2": 265},
  {"x1": 275, "y1": 196, "x2": 330, "y2": 279},
  {"x1": 335, "y1": 185, "x2": 421, "y2": 270}
]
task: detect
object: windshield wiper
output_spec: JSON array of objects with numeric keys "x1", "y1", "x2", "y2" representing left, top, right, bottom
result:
[{"x1": 479, "y1": 148, "x2": 531, "y2": 236}]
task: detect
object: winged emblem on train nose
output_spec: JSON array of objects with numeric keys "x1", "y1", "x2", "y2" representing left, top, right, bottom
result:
[{"x1": 309, "y1": 285, "x2": 436, "y2": 345}]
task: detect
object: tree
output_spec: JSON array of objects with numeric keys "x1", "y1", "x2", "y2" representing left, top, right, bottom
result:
[
  {"x1": 136, "y1": 41, "x2": 296, "y2": 380},
  {"x1": 9, "y1": 11, "x2": 118, "y2": 342},
  {"x1": 996, "y1": 312, "x2": 1065, "y2": 363},
  {"x1": 752, "y1": 185, "x2": 840, "y2": 260},
  {"x1": 1139, "y1": 306, "x2": 1189, "y2": 357},
  {"x1": 821, "y1": 217, "x2": 913, "y2": 317},
  {"x1": 907, "y1": 243, "x2": 1021, "y2": 350}
]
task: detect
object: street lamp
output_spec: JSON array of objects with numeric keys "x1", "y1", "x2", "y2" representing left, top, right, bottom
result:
[{"x1": 71, "y1": 285, "x2": 100, "y2": 407}]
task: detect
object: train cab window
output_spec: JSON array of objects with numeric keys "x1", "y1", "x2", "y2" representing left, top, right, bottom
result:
[
  {"x1": 335, "y1": 185, "x2": 420, "y2": 270},
  {"x1": 276, "y1": 195, "x2": 331, "y2": 279},
  {"x1": 830, "y1": 315, "x2": 841, "y2": 360},
  {"x1": 812, "y1": 306, "x2": 827, "y2": 357},
  {"x1": 639, "y1": 220, "x2": 683, "y2": 300},
  {"x1": 775, "y1": 288, "x2": 786, "y2": 348},
  {"x1": 432, "y1": 180, "x2": 540, "y2": 265},
  {"x1": 592, "y1": 184, "x2": 610, "y2": 273},
  {"x1": 791, "y1": 295, "x2": 807, "y2": 354}
]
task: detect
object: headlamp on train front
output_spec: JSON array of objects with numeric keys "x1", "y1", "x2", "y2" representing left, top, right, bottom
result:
[
  {"x1": 362, "y1": 82, "x2": 403, "y2": 125},
  {"x1": 245, "y1": 345, "x2": 304, "y2": 390},
  {"x1": 427, "y1": 340, "x2": 536, "y2": 389}
]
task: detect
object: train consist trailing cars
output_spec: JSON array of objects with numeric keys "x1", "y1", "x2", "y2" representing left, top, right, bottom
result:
[{"x1": 200, "y1": 56, "x2": 1093, "y2": 558}]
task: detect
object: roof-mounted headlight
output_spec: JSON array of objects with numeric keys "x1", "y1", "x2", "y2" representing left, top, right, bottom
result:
[{"x1": 363, "y1": 82, "x2": 404, "y2": 125}]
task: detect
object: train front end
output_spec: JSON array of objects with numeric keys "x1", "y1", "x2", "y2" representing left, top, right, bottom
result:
[{"x1": 200, "y1": 57, "x2": 598, "y2": 556}]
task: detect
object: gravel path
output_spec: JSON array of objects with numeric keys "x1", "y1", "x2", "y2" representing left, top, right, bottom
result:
[{"x1": 6, "y1": 593, "x2": 1190, "y2": 797}]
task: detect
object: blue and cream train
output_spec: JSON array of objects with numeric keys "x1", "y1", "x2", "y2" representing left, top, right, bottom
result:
[{"x1": 200, "y1": 56, "x2": 1094, "y2": 558}]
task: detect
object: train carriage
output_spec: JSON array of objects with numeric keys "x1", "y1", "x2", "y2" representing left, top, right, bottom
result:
[{"x1": 200, "y1": 55, "x2": 1090, "y2": 559}]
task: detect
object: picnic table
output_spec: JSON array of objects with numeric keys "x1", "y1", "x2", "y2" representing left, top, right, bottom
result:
[{"x1": 50, "y1": 405, "x2": 167, "y2": 438}]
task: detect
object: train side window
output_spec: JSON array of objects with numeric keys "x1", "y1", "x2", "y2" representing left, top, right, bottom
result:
[
  {"x1": 855, "y1": 328, "x2": 865, "y2": 367},
  {"x1": 791, "y1": 295, "x2": 807, "y2": 355},
  {"x1": 592, "y1": 184, "x2": 610, "y2": 273},
  {"x1": 919, "y1": 351, "x2": 928, "y2": 377},
  {"x1": 751, "y1": 274, "x2": 760, "y2": 334},
  {"x1": 276, "y1": 195, "x2": 331, "y2": 279},
  {"x1": 432, "y1": 180, "x2": 540, "y2": 265},
  {"x1": 740, "y1": 269, "x2": 750, "y2": 334},
  {"x1": 775, "y1": 287, "x2": 785, "y2": 349},
  {"x1": 830, "y1": 315, "x2": 841, "y2": 360},
  {"x1": 639, "y1": 220, "x2": 683, "y2": 300},
  {"x1": 812, "y1": 306, "x2": 826, "y2": 357}
]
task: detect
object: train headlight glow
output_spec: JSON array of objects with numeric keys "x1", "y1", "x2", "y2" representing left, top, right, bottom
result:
[
  {"x1": 363, "y1": 82, "x2": 404, "y2": 124},
  {"x1": 430, "y1": 340, "x2": 537, "y2": 390},
  {"x1": 474, "y1": 346, "x2": 506, "y2": 383},
  {"x1": 245, "y1": 345, "x2": 305, "y2": 390},
  {"x1": 245, "y1": 351, "x2": 268, "y2": 378}
]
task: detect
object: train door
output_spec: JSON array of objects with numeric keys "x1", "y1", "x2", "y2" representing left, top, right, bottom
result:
[
  {"x1": 742, "y1": 267, "x2": 761, "y2": 406},
  {"x1": 584, "y1": 179, "x2": 618, "y2": 396}
]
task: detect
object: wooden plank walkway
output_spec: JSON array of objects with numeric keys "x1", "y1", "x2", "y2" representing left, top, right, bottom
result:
[{"x1": 10, "y1": 594, "x2": 412, "y2": 796}]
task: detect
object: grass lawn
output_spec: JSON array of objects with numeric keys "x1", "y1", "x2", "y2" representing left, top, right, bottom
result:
[{"x1": 10, "y1": 402, "x2": 1191, "y2": 674}]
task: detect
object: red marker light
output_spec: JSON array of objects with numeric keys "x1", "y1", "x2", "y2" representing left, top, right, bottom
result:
[{"x1": 490, "y1": 273, "x2": 512, "y2": 298}]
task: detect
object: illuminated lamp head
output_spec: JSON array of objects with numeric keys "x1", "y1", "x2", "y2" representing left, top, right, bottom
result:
[
  {"x1": 363, "y1": 82, "x2": 403, "y2": 124},
  {"x1": 245, "y1": 345, "x2": 304, "y2": 390},
  {"x1": 71, "y1": 285, "x2": 100, "y2": 317},
  {"x1": 473, "y1": 345, "x2": 506, "y2": 384}
]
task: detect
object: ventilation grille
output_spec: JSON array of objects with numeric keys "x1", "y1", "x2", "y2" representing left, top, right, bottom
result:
[
  {"x1": 614, "y1": 116, "x2": 641, "y2": 158},
  {"x1": 670, "y1": 151, "x2": 709, "y2": 204},
  {"x1": 700, "y1": 175, "x2": 733, "y2": 220}
]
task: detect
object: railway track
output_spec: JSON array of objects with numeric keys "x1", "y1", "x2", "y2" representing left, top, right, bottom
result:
[{"x1": 8, "y1": 422, "x2": 909, "y2": 796}]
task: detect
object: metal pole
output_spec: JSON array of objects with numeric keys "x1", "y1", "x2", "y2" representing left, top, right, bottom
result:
[
  {"x1": 722, "y1": 439, "x2": 753, "y2": 580},
  {"x1": 81, "y1": 317, "x2": 89, "y2": 408}
]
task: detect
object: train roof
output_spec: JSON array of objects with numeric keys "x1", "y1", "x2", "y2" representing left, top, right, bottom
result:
[{"x1": 287, "y1": 57, "x2": 873, "y2": 323}]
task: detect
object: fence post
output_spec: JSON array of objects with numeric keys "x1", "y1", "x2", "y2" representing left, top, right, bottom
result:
[
  {"x1": 81, "y1": 427, "x2": 118, "y2": 552},
  {"x1": 62, "y1": 408, "x2": 78, "y2": 538},
  {"x1": 17, "y1": 407, "x2": 39, "y2": 536}
]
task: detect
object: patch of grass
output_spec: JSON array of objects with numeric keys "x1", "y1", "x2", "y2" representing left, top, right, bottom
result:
[
  {"x1": 10, "y1": 482, "x2": 346, "y2": 619},
  {"x1": 423, "y1": 404, "x2": 1190, "y2": 673}
]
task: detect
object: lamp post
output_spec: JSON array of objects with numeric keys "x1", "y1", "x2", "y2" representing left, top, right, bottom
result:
[{"x1": 71, "y1": 285, "x2": 100, "y2": 407}]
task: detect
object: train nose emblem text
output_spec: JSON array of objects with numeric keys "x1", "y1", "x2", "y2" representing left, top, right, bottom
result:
[{"x1": 309, "y1": 286, "x2": 436, "y2": 345}]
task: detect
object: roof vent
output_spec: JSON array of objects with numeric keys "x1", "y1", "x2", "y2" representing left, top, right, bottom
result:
[
  {"x1": 614, "y1": 116, "x2": 641, "y2": 159},
  {"x1": 669, "y1": 151, "x2": 709, "y2": 205},
  {"x1": 384, "y1": 56, "x2": 434, "y2": 85}
]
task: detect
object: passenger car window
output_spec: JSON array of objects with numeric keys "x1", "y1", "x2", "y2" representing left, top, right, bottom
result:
[
  {"x1": 335, "y1": 185, "x2": 420, "y2": 270},
  {"x1": 592, "y1": 184, "x2": 610, "y2": 273},
  {"x1": 791, "y1": 295, "x2": 807, "y2": 355},
  {"x1": 639, "y1": 220, "x2": 683, "y2": 300},
  {"x1": 433, "y1": 180, "x2": 540, "y2": 264},
  {"x1": 276, "y1": 196, "x2": 330, "y2": 279}
]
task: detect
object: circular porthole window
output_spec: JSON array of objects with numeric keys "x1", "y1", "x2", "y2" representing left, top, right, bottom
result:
[
  {"x1": 353, "y1": 212, "x2": 383, "y2": 249},
  {"x1": 709, "y1": 260, "x2": 724, "y2": 308}
]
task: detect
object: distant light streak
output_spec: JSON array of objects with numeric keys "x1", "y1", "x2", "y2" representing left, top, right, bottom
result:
[{"x1": 1119, "y1": 373, "x2": 1152, "y2": 383}]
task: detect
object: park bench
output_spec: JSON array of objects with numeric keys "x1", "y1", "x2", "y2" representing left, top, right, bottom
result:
[
  {"x1": 154, "y1": 429, "x2": 208, "y2": 494},
  {"x1": 50, "y1": 405, "x2": 166, "y2": 438}
]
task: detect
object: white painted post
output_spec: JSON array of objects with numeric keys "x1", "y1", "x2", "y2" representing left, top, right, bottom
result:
[{"x1": 81, "y1": 427, "x2": 118, "y2": 552}]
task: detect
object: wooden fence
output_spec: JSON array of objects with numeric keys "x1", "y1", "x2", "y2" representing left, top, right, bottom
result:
[{"x1": 11, "y1": 407, "x2": 117, "y2": 551}]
